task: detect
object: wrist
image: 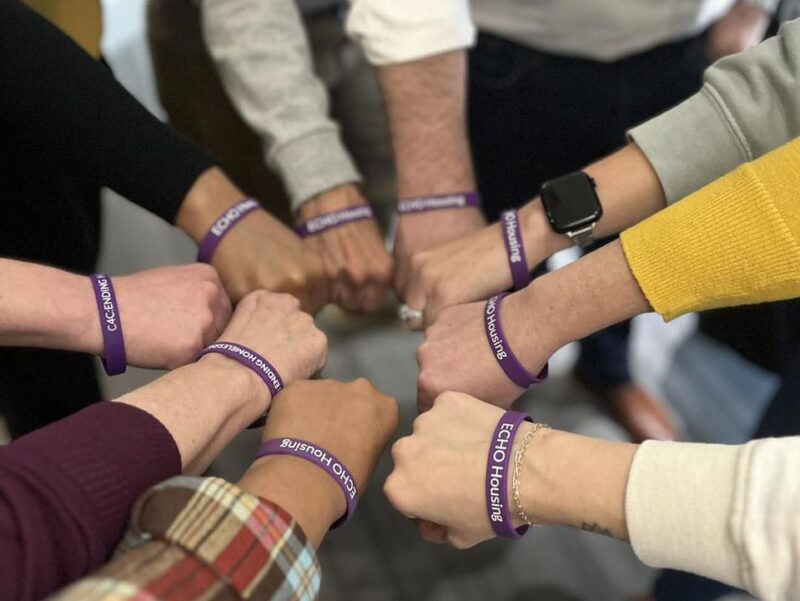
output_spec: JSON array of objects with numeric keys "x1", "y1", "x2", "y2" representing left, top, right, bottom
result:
[
  {"x1": 296, "y1": 183, "x2": 364, "y2": 222},
  {"x1": 500, "y1": 285, "x2": 563, "y2": 377},
  {"x1": 518, "y1": 199, "x2": 570, "y2": 267},
  {"x1": 195, "y1": 353, "x2": 270, "y2": 421},
  {"x1": 61, "y1": 271, "x2": 103, "y2": 355},
  {"x1": 175, "y1": 167, "x2": 247, "y2": 243},
  {"x1": 238, "y1": 454, "x2": 344, "y2": 548}
]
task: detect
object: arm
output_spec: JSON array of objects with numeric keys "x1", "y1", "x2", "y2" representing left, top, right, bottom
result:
[
  {"x1": 201, "y1": 0, "x2": 393, "y2": 312},
  {"x1": 1, "y1": 2, "x2": 327, "y2": 312},
  {"x1": 387, "y1": 393, "x2": 800, "y2": 600},
  {"x1": 49, "y1": 379, "x2": 399, "y2": 601},
  {"x1": 200, "y1": 0, "x2": 359, "y2": 210},
  {"x1": 417, "y1": 137, "x2": 800, "y2": 408},
  {"x1": 0, "y1": 290, "x2": 326, "y2": 599},
  {"x1": 407, "y1": 17, "x2": 800, "y2": 321},
  {"x1": 0, "y1": 0, "x2": 212, "y2": 222},
  {"x1": 377, "y1": 51, "x2": 486, "y2": 295},
  {"x1": 0, "y1": 259, "x2": 231, "y2": 370}
]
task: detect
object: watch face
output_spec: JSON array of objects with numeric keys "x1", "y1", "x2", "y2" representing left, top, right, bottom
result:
[{"x1": 542, "y1": 173, "x2": 603, "y2": 233}]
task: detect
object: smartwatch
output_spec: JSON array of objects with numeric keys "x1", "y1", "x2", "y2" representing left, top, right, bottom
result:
[{"x1": 540, "y1": 172, "x2": 603, "y2": 248}]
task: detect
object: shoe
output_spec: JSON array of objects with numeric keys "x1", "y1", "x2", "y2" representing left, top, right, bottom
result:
[{"x1": 576, "y1": 373, "x2": 680, "y2": 442}]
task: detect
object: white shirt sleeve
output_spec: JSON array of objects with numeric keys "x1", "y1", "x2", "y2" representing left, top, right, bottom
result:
[
  {"x1": 345, "y1": 0, "x2": 475, "y2": 65},
  {"x1": 626, "y1": 437, "x2": 800, "y2": 601}
]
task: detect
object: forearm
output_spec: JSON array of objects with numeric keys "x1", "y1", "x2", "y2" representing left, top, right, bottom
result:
[
  {"x1": 518, "y1": 143, "x2": 667, "y2": 266},
  {"x1": 0, "y1": 259, "x2": 100, "y2": 353},
  {"x1": 114, "y1": 354, "x2": 265, "y2": 474},
  {"x1": 377, "y1": 51, "x2": 475, "y2": 197},
  {"x1": 0, "y1": 1, "x2": 213, "y2": 223},
  {"x1": 174, "y1": 167, "x2": 247, "y2": 243},
  {"x1": 238, "y1": 456, "x2": 342, "y2": 549},
  {"x1": 506, "y1": 240, "x2": 651, "y2": 367},
  {"x1": 515, "y1": 427, "x2": 637, "y2": 541},
  {"x1": 201, "y1": 0, "x2": 360, "y2": 209},
  {"x1": 630, "y1": 18, "x2": 800, "y2": 203}
]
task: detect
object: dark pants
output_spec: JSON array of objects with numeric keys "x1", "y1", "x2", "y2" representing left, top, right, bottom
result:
[
  {"x1": 468, "y1": 32, "x2": 710, "y2": 387},
  {"x1": 0, "y1": 122, "x2": 102, "y2": 437}
]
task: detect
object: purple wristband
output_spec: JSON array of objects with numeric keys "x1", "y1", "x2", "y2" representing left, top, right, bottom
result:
[
  {"x1": 397, "y1": 192, "x2": 482, "y2": 214},
  {"x1": 89, "y1": 274, "x2": 127, "y2": 376},
  {"x1": 296, "y1": 204, "x2": 374, "y2": 238},
  {"x1": 486, "y1": 410, "x2": 533, "y2": 538},
  {"x1": 197, "y1": 198, "x2": 262, "y2": 263},
  {"x1": 256, "y1": 437, "x2": 358, "y2": 529},
  {"x1": 500, "y1": 210, "x2": 530, "y2": 291},
  {"x1": 197, "y1": 341, "x2": 283, "y2": 429},
  {"x1": 484, "y1": 293, "x2": 548, "y2": 389}
]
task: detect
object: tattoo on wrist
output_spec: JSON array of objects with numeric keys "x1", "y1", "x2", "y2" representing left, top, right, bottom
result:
[{"x1": 580, "y1": 521, "x2": 620, "y2": 540}]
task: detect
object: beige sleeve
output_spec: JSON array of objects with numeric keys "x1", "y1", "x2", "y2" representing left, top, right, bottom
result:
[{"x1": 626, "y1": 437, "x2": 800, "y2": 600}]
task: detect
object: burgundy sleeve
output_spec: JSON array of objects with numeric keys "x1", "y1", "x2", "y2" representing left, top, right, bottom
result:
[{"x1": 0, "y1": 402, "x2": 180, "y2": 601}]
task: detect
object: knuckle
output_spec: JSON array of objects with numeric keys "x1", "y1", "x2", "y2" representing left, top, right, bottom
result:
[
  {"x1": 383, "y1": 473, "x2": 410, "y2": 514},
  {"x1": 433, "y1": 391, "x2": 457, "y2": 409},
  {"x1": 446, "y1": 533, "x2": 472, "y2": 550}
]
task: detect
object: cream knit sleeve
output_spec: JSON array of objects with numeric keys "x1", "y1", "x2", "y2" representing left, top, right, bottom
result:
[{"x1": 626, "y1": 437, "x2": 800, "y2": 600}]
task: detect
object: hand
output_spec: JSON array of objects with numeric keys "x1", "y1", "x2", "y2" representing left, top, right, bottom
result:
[
  {"x1": 238, "y1": 379, "x2": 399, "y2": 546},
  {"x1": 297, "y1": 185, "x2": 393, "y2": 312},
  {"x1": 214, "y1": 291, "x2": 328, "y2": 403},
  {"x1": 405, "y1": 202, "x2": 555, "y2": 327},
  {"x1": 214, "y1": 210, "x2": 329, "y2": 314},
  {"x1": 385, "y1": 391, "x2": 528, "y2": 548},
  {"x1": 417, "y1": 291, "x2": 547, "y2": 412},
  {"x1": 707, "y1": 2, "x2": 770, "y2": 60},
  {"x1": 175, "y1": 168, "x2": 329, "y2": 314},
  {"x1": 394, "y1": 207, "x2": 486, "y2": 300},
  {"x1": 102, "y1": 264, "x2": 231, "y2": 370}
]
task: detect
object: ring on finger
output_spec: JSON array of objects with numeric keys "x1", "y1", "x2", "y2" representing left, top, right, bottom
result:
[{"x1": 398, "y1": 304, "x2": 424, "y2": 322}]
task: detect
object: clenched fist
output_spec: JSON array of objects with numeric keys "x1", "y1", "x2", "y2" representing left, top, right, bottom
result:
[
  {"x1": 239, "y1": 379, "x2": 399, "y2": 545},
  {"x1": 101, "y1": 263, "x2": 231, "y2": 370},
  {"x1": 297, "y1": 185, "x2": 393, "y2": 313}
]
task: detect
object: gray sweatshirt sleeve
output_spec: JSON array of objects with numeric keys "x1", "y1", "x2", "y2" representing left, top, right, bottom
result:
[
  {"x1": 629, "y1": 18, "x2": 800, "y2": 204},
  {"x1": 201, "y1": 0, "x2": 361, "y2": 210}
]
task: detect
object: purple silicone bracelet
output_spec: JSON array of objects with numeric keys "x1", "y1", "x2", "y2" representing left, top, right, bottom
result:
[
  {"x1": 486, "y1": 410, "x2": 533, "y2": 539},
  {"x1": 89, "y1": 274, "x2": 127, "y2": 376},
  {"x1": 296, "y1": 204, "x2": 375, "y2": 237},
  {"x1": 397, "y1": 192, "x2": 482, "y2": 214},
  {"x1": 197, "y1": 198, "x2": 262, "y2": 263},
  {"x1": 484, "y1": 293, "x2": 548, "y2": 389},
  {"x1": 256, "y1": 437, "x2": 358, "y2": 529},
  {"x1": 500, "y1": 210, "x2": 531, "y2": 291},
  {"x1": 197, "y1": 341, "x2": 283, "y2": 429}
]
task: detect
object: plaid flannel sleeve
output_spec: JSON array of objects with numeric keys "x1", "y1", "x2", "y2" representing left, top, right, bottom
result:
[{"x1": 50, "y1": 477, "x2": 321, "y2": 601}]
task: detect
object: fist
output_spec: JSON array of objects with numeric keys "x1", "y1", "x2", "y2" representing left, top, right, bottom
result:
[
  {"x1": 216, "y1": 290, "x2": 328, "y2": 386},
  {"x1": 263, "y1": 379, "x2": 400, "y2": 516},
  {"x1": 417, "y1": 293, "x2": 545, "y2": 412},
  {"x1": 385, "y1": 391, "x2": 522, "y2": 548},
  {"x1": 298, "y1": 185, "x2": 393, "y2": 313},
  {"x1": 212, "y1": 210, "x2": 330, "y2": 314},
  {"x1": 112, "y1": 263, "x2": 231, "y2": 370}
]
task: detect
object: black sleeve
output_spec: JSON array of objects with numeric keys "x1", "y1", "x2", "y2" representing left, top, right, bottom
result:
[{"x1": 0, "y1": 0, "x2": 215, "y2": 223}]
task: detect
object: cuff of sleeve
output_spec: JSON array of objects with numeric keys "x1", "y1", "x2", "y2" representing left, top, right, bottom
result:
[
  {"x1": 626, "y1": 441, "x2": 742, "y2": 586},
  {"x1": 269, "y1": 130, "x2": 361, "y2": 210},
  {"x1": 620, "y1": 162, "x2": 800, "y2": 320},
  {"x1": 13, "y1": 402, "x2": 181, "y2": 548},
  {"x1": 346, "y1": 1, "x2": 476, "y2": 65},
  {"x1": 628, "y1": 87, "x2": 750, "y2": 204},
  {"x1": 128, "y1": 477, "x2": 321, "y2": 598}
]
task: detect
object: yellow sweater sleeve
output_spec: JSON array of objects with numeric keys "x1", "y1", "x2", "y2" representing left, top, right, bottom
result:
[{"x1": 621, "y1": 137, "x2": 800, "y2": 321}]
